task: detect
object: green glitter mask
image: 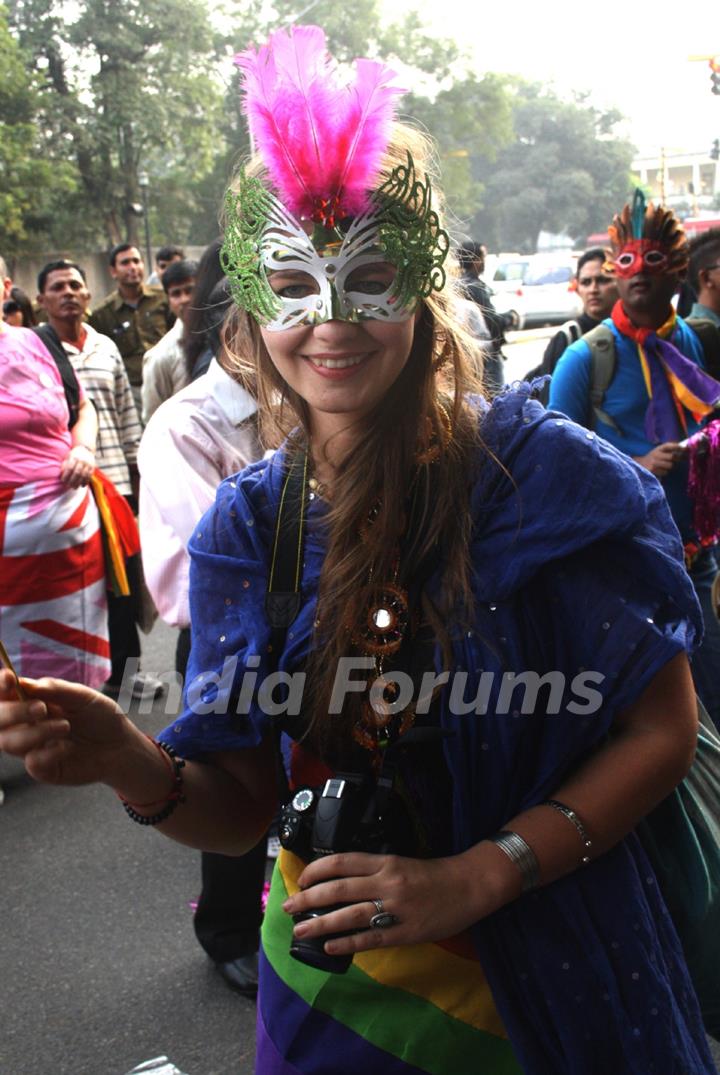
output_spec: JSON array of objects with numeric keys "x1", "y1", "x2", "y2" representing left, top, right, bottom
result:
[{"x1": 221, "y1": 152, "x2": 450, "y2": 331}]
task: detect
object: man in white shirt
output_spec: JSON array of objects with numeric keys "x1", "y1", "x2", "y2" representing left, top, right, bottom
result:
[
  {"x1": 138, "y1": 353, "x2": 265, "y2": 995},
  {"x1": 141, "y1": 259, "x2": 197, "y2": 424},
  {"x1": 139, "y1": 357, "x2": 259, "y2": 631}
]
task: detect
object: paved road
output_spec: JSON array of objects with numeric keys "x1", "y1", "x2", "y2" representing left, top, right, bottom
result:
[
  {"x1": 502, "y1": 325, "x2": 554, "y2": 385},
  {"x1": 1, "y1": 617, "x2": 257, "y2": 1075}
]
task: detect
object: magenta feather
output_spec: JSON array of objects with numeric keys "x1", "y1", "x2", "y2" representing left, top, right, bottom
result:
[
  {"x1": 335, "y1": 58, "x2": 405, "y2": 217},
  {"x1": 235, "y1": 26, "x2": 404, "y2": 220}
]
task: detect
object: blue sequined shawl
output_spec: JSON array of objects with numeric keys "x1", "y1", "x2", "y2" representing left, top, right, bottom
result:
[{"x1": 162, "y1": 384, "x2": 713, "y2": 1073}]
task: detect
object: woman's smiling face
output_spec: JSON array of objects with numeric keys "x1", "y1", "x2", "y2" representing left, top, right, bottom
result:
[{"x1": 259, "y1": 262, "x2": 419, "y2": 434}]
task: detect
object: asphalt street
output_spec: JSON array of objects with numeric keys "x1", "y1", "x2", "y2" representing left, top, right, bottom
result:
[
  {"x1": 1, "y1": 616, "x2": 258, "y2": 1075},
  {"x1": 2, "y1": 327, "x2": 718, "y2": 1074}
]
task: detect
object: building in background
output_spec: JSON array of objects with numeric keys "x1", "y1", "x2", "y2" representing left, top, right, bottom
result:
[
  {"x1": 585, "y1": 147, "x2": 720, "y2": 248},
  {"x1": 631, "y1": 147, "x2": 720, "y2": 213}
]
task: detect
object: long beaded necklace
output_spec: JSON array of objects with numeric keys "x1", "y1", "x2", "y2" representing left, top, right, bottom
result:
[
  {"x1": 308, "y1": 405, "x2": 451, "y2": 764},
  {"x1": 350, "y1": 540, "x2": 415, "y2": 759}
]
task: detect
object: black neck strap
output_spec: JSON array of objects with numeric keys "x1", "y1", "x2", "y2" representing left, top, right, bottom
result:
[
  {"x1": 265, "y1": 450, "x2": 308, "y2": 649},
  {"x1": 264, "y1": 451, "x2": 309, "y2": 803},
  {"x1": 263, "y1": 450, "x2": 450, "y2": 804}
]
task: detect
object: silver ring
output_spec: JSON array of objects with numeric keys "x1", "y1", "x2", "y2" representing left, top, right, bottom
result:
[
  {"x1": 369, "y1": 910, "x2": 398, "y2": 930},
  {"x1": 371, "y1": 898, "x2": 384, "y2": 915}
]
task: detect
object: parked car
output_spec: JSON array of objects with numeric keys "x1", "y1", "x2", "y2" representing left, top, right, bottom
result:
[
  {"x1": 486, "y1": 257, "x2": 533, "y2": 330},
  {"x1": 489, "y1": 256, "x2": 531, "y2": 291},
  {"x1": 492, "y1": 257, "x2": 582, "y2": 329}
]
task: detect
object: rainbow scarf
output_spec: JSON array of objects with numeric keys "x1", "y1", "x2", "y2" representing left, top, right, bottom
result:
[
  {"x1": 611, "y1": 300, "x2": 720, "y2": 443},
  {"x1": 89, "y1": 470, "x2": 141, "y2": 597}
]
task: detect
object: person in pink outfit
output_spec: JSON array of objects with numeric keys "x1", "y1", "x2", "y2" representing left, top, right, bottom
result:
[{"x1": 0, "y1": 261, "x2": 110, "y2": 691}]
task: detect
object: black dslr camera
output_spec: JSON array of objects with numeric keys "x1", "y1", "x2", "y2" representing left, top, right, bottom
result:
[{"x1": 280, "y1": 772, "x2": 397, "y2": 973}]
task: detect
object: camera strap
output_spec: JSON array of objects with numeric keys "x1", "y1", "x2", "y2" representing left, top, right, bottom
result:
[
  {"x1": 263, "y1": 449, "x2": 452, "y2": 810},
  {"x1": 266, "y1": 448, "x2": 308, "y2": 638},
  {"x1": 264, "y1": 449, "x2": 310, "y2": 803}
]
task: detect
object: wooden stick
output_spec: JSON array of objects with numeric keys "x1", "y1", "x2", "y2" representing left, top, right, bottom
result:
[{"x1": 0, "y1": 639, "x2": 27, "y2": 701}]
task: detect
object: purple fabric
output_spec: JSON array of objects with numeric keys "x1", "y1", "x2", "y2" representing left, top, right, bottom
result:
[
  {"x1": 256, "y1": 947, "x2": 431, "y2": 1075},
  {"x1": 643, "y1": 335, "x2": 720, "y2": 443},
  {"x1": 256, "y1": 1002, "x2": 305, "y2": 1075},
  {"x1": 687, "y1": 418, "x2": 720, "y2": 542}
]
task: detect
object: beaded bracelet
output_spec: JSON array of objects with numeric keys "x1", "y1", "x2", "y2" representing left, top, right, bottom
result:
[
  {"x1": 543, "y1": 799, "x2": 592, "y2": 864},
  {"x1": 118, "y1": 737, "x2": 186, "y2": 826},
  {"x1": 489, "y1": 830, "x2": 540, "y2": 892}
]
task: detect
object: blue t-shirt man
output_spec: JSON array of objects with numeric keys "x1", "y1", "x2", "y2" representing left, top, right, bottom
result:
[{"x1": 549, "y1": 316, "x2": 706, "y2": 540}]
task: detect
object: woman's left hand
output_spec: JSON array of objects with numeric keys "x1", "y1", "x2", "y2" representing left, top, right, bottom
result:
[
  {"x1": 282, "y1": 847, "x2": 516, "y2": 956},
  {"x1": 61, "y1": 445, "x2": 95, "y2": 488}
]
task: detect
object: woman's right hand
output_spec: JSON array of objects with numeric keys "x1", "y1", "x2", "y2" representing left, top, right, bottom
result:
[
  {"x1": 0, "y1": 670, "x2": 131, "y2": 787},
  {"x1": 60, "y1": 444, "x2": 96, "y2": 488}
]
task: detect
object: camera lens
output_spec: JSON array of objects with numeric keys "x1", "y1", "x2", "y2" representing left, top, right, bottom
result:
[{"x1": 289, "y1": 906, "x2": 357, "y2": 974}]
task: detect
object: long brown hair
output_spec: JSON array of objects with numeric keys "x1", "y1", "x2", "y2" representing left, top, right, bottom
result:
[{"x1": 224, "y1": 122, "x2": 489, "y2": 756}]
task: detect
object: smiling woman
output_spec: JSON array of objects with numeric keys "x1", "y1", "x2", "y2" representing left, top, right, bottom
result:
[
  {"x1": 257, "y1": 298, "x2": 418, "y2": 437},
  {"x1": 0, "y1": 24, "x2": 716, "y2": 1075},
  {"x1": 151, "y1": 27, "x2": 714, "y2": 1074}
]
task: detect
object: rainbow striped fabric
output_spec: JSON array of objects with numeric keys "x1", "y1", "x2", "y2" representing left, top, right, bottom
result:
[{"x1": 256, "y1": 850, "x2": 522, "y2": 1074}]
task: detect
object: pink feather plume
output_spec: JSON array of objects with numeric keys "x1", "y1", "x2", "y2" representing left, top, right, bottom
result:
[{"x1": 235, "y1": 26, "x2": 405, "y2": 221}]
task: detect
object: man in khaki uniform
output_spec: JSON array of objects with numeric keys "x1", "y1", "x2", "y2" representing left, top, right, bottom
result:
[{"x1": 89, "y1": 243, "x2": 171, "y2": 414}]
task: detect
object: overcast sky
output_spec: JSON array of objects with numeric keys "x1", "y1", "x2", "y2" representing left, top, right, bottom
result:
[{"x1": 396, "y1": 0, "x2": 720, "y2": 156}]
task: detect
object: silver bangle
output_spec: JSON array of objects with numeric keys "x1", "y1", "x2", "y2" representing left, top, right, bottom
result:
[
  {"x1": 543, "y1": 799, "x2": 592, "y2": 864},
  {"x1": 489, "y1": 830, "x2": 540, "y2": 892}
]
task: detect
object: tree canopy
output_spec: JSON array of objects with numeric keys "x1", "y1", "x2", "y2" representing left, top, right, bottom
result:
[
  {"x1": 0, "y1": 4, "x2": 75, "y2": 255},
  {"x1": 2, "y1": 0, "x2": 636, "y2": 256},
  {"x1": 471, "y1": 82, "x2": 635, "y2": 252}
]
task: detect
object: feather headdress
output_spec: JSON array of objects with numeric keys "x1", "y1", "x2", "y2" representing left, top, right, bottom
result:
[
  {"x1": 235, "y1": 25, "x2": 405, "y2": 226},
  {"x1": 608, "y1": 188, "x2": 689, "y2": 273}
]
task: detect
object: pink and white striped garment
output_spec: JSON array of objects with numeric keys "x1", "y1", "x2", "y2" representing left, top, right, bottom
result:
[{"x1": 0, "y1": 477, "x2": 110, "y2": 687}]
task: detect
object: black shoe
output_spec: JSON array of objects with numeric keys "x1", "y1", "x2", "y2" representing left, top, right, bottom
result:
[{"x1": 215, "y1": 952, "x2": 258, "y2": 997}]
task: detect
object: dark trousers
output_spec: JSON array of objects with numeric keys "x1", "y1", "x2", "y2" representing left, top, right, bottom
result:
[
  {"x1": 176, "y1": 626, "x2": 267, "y2": 961},
  {"x1": 194, "y1": 844, "x2": 267, "y2": 961},
  {"x1": 107, "y1": 554, "x2": 141, "y2": 685}
]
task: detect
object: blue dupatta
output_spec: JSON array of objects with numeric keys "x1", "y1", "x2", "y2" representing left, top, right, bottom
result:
[{"x1": 163, "y1": 384, "x2": 713, "y2": 1073}]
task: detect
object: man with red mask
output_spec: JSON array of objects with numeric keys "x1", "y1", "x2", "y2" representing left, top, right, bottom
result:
[{"x1": 550, "y1": 191, "x2": 720, "y2": 729}]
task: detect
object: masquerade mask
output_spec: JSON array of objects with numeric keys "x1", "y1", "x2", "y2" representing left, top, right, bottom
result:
[
  {"x1": 221, "y1": 27, "x2": 449, "y2": 331},
  {"x1": 259, "y1": 197, "x2": 411, "y2": 330},
  {"x1": 607, "y1": 188, "x2": 689, "y2": 281},
  {"x1": 222, "y1": 156, "x2": 449, "y2": 331},
  {"x1": 613, "y1": 239, "x2": 669, "y2": 279}
]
